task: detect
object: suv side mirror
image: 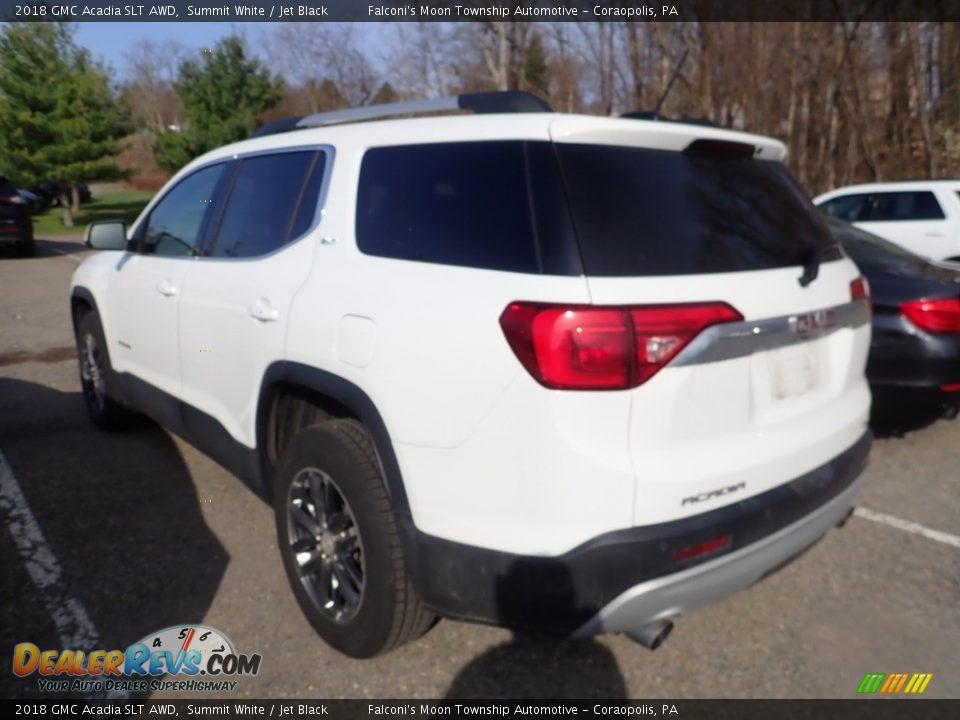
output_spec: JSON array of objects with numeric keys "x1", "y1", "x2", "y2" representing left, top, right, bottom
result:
[{"x1": 85, "y1": 220, "x2": 127, "y2": 251}]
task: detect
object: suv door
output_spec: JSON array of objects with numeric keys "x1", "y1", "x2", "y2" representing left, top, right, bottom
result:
[
  {"x1": 107, "y1": 162, "x2": 228, "y2": 417},
  {"x1": 177, "y1": 149, "x2": 327, "y2": 448},
  {"x1": 857, "y1": 190, "x2": 952, "y2": 260}
]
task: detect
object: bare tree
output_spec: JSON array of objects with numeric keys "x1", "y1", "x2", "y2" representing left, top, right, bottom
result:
[
  {"x1": 124, "y1": 40, "x2": 185, "y2": 130},
  {"x1": 390, "y1": 22, "x2": 459, "y2": 97},
  {"x1": 265, "y1": 23, "x2": 381, "y2": 111}
]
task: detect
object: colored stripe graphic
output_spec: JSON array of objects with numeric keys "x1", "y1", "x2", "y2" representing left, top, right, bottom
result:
[
  {"x1": 857, "y1": 673, "x2": 885, "y2": 693},
  {"x1": 879, "y1": 674, "x2": 897, "y2": 693},
  {"x1": 857, "y1": 672, "x2": 932, "y2": 694}
]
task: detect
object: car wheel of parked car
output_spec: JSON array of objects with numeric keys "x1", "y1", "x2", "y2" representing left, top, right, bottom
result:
[
  {"x1": 274, "y1": 420, "x2": 436, "y2": 658},
  {"x1": 76, "y1": 311, "x2": 143, "y2": 430}
]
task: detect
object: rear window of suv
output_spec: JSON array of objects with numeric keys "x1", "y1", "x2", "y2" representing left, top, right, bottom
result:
[
  {"x1": 356, "y1": 140, "x2": 832, "y2": 277},
  {"x1": 556, "y1": 143, "x2": 831, "y2": 276}
]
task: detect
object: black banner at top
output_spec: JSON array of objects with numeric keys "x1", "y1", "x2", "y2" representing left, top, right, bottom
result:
[
  {"x1": 1, "y1": 700, "x2": 959, "y2": 720},
  {"x1": 1, "y1": 0, "x2": 960, "y2": 22}
]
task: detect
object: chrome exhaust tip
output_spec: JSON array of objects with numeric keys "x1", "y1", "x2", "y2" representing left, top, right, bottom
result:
[{"x1": 625, "y1": 619, "x2": 674, "y2": 650}]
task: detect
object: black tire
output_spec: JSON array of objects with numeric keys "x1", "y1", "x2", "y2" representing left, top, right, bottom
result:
[
  {"x1": 75, "y1": 311, "x2": 143, "y2": 431},
  {"x1": 274, "y1": 420, "x2": 436, "y2": 658}
]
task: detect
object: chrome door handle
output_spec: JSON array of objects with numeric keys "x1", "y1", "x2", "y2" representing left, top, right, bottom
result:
[
  {"x1": 249, "y1": 299, "x2": 280, "y2": 322},
  {"x1": 156, "y1": 279, "x2": 179, "y2": 297}
]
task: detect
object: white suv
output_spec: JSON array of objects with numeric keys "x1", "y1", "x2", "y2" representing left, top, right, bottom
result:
[
  {"x1": 71, "y1": 92, "x2": 872, "y2": 658},
  {"x1": 815, "y1": 180, "x2": 960, "y2": 261}
]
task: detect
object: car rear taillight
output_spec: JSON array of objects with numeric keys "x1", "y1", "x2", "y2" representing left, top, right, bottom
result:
[
  {"x1": 673, "y1": 535, "x2": 732, "y2": 564},
  {"x1": 900, "y1": 297, "x2": 960, "y2": 334},
  {"x1": 850, "y1": 276, "x2": 871, "y2": 303},
  {"x1": 499, "y1": 301, "x2": 743, "y2": 390}
]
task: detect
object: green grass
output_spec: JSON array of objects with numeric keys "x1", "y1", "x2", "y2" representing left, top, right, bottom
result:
[{"x1": 32, "y1": 190, "x2": 154, "y2": 237}]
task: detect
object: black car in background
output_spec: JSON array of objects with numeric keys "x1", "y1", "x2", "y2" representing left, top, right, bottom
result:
[
  {"x1": 0, "y1": 175, "x2": 34, "y2": 257},
  {"x1": 830, "y1": 218, "x2": 960, "y2": 419},
  {"x1": 28, "y1": 180, "x2": 92, "y2": 209}
]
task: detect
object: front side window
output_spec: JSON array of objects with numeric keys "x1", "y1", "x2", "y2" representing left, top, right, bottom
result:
[
  {"x1": 142, "y1": 163, "x2": 226, "y2": 257},
  {"x1": 865, "y1": 191, "x2": 945, "y2": 221},
  {"x1": 210, "y1": 151, "x2": 324, "y2": 259}
]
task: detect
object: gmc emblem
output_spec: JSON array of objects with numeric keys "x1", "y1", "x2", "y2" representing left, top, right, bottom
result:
[{"x1": 789, "y1": 309, "x2": 833, "y2": 337}]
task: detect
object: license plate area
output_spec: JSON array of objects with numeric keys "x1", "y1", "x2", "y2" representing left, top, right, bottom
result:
[{"x1": 769, "y1": 344, "x2": 819, "y2": 400}]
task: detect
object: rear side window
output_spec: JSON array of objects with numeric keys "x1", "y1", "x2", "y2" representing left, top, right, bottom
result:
[
  {"x1": 211, "y1": 151, "x2": 325, "y2": 259},
  {"x1": 864, "y1": 191, "x2": 945, "y2": 221},
  {"x1": 555, "y1": 144, "x2": 831, "y2": 276},
  {"x1": 356, "y1": 142, "x2": 539, "y2": 273},
  {"x1": 819, "y1": 193, "x2": 870, "y2": 222}
]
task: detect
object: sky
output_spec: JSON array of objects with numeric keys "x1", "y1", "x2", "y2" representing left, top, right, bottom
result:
[
  {"x1": 73, "y1": 22, "x2": 391, "y2": 80},
  {"x1": 75, "y1": 23, "x2": 264, "y2": 76}
]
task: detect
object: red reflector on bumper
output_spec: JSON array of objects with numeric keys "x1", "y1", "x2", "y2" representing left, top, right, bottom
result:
[
  {"x1": 673, "y1": 535, "x2": 732, "y2": 563},
  {"x1": 941, "y1": 383, "x2": 960, "y2": 393}
]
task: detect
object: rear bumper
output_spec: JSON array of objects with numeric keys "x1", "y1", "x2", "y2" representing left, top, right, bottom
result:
[
  {"x1": 403, "y1": 431, "x2": 870, "y2": 634},
  {"x1": 868, "y1": 314, "x2": 960, "y2": 391},
  {"x1": 573, "y1": 470, "x2": 861, "y2": 637},
  {"x1": 0, "y1": 225, "x2": 32, "y2": 244}
]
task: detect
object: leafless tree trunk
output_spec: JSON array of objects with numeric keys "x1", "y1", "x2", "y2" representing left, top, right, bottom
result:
[{"x1": 908, "y1": 23, "x2": 937, "y2": 177}]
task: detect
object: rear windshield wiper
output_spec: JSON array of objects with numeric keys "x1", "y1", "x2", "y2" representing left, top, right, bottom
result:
[{"x1": 797, "y1": 245, "x2": 822, "y2": 287}]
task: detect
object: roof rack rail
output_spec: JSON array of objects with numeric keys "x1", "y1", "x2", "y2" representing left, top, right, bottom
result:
[{"x1": 251, "y1": 91, "x2": 552, "y2": 138}]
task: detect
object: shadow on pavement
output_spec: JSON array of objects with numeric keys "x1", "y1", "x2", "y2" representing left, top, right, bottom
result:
[
  {"x1": 0, "y1": 378, "x2": 228, "y2": 699},
  {"x1": 34, "y1": 237, "x2": 88, "y2": 257},
  {"x1": 0, "y1": 237, "x2": 86, "y2": 260},
  {"x1": 445, "y1": 563, "x2": 626, "y2": 699},
  {"x1": 869, "y1": 388, "x2": 958, "y2": 438},
  {"x1": 445, "y1": 633, "x2": 627, "y2": 699}
]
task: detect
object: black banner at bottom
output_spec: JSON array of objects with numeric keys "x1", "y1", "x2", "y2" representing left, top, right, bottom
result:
[{"x1": 1, "y1": 700, "x2": 958, "y2": 720}]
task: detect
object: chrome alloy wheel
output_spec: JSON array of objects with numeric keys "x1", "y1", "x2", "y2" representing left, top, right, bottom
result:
[
  {"x1": 286, "y1": 467, "x2": 365, "y2": 623},
  {"x1": 79, "y1": 332, "x2": 106, "y2": 413}
]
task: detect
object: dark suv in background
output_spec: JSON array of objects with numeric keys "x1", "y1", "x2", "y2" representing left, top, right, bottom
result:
[{"x1": 0, "y1": 175, "x2": 34, "y2": 257}]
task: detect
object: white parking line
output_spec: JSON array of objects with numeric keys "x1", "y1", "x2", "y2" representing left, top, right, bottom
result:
[
  {"x1": 0, "y1": 449, "x2": 128, "y2": 698},
  {"x1": 0, "y1": 450, "x2": 101, "y2": 648},
  {"x1": 855, "y1": 506, "x2": 960, "y2": 550}
]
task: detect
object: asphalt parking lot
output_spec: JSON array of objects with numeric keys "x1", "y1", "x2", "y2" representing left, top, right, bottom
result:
[{"x1": 1, "y1": 236, "x2": 958, "y2": 700}]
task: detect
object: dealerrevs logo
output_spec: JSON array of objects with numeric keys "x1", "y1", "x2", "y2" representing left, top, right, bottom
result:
[{"x1": 13, "y1": 625, "x2": 261, "y2": 694}]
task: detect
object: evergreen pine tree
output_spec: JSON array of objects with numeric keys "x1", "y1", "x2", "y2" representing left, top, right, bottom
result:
[
  {"x1": 155, "y1": 36, "x2": 283, "y2": 173},
  {"x1": 0, "y1": 23, "x2": 128, "y2": 226}
]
